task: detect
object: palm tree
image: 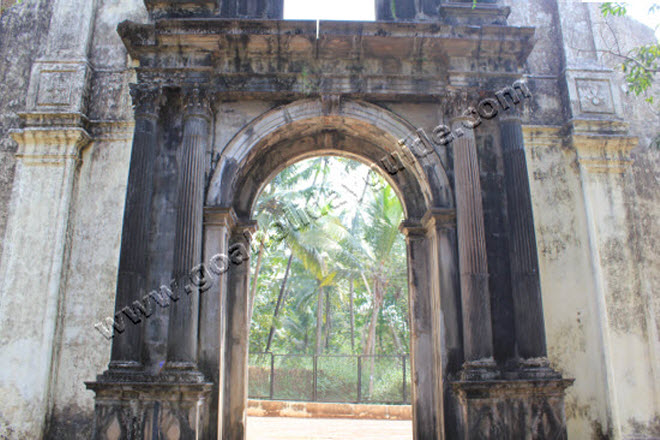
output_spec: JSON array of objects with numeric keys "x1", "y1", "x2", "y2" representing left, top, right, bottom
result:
[{"x1": 358, "y1": 183, "x2": 405, "y2": 397}]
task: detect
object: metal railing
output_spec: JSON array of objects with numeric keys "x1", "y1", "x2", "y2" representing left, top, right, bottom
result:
[{"x1": 248, "y1": 353, "x2": 411, "y2": 405}]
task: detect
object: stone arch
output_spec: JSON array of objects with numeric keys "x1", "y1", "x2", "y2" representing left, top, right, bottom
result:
[
  {"x1": 206, "y1": 98, "x2": 453, "y2": 220},
  {"x1": 203, "y1": 98, "x2": 459, "y2": 440}
]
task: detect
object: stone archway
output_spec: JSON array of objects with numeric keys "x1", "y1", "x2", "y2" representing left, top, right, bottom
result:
[
  {"x1": 203, "y1": 98, "x2": 458, "y2": 440},
  {"x1": 88, "y1": 7, "x2": 572, "y2": 439}
]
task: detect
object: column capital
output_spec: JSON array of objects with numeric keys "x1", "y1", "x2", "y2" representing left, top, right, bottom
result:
[
  {"x1": 129, "y1": 83, "x2": 165, "y2": 119},
  {"x1": 233, "y1": 220, "x2": 259, "y2": 237},
  {"x1": 445, "y1": 90, "x2": 471, "y2": 117},
  {"x1": 422, "y1": 208, "x2": 456, "y2": 231},
  {"x1": 399, "y1": 219, "x2": 427, "y2": 240},
  {"x1": 572, "y1": 133, "x2": 637, "y2": 174},
  {"x1": 182, "y1": 84, "x2": 212, "y2": 121},
  {"x1": 499, "y1": 110, "x2": 522, "y2": 124},
  {"x1": 203, "y1": 207, "x2": 237, "y2": 229},
  {"x1": 11, "y1": 127, "x2": 91, "y2": 165}
]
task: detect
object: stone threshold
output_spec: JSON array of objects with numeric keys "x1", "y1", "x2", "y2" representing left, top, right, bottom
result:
[{"x1": 247, "y1": 399, "x2": 412, "y2": 421}]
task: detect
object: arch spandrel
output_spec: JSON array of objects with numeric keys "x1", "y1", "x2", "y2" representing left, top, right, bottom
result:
[{"x1": 206, "y1": 98, "x2": 453, "y2": 219}]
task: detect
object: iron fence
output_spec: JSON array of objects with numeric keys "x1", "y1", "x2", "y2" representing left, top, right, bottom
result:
[{"x1": 248, "y1": 353, "x2": 411, "y2": 405}]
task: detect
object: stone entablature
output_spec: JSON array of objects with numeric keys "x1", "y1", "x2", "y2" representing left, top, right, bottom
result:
[{"x1": 117, "y1": 18, "x2": 534, "y2": 98}]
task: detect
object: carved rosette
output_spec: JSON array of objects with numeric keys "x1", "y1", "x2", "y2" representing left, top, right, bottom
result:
[
  {"x1": 129, "y1": 84, "x2": 164, "y2": 119},
  {"x1": 183, "y1": 84, "x2": 212, "y2": 121}
]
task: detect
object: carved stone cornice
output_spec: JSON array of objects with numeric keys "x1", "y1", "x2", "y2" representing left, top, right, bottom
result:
[
  {"x1": 182, "y1": 85, "x2": 212, "y2": 121},
  {"x1": 422, "y1": 208, "x2": 457, "y2": 231},
  {"x1": 88, "y1": 120, "x2": 136, "y2": 142},
  {"x1": 571, "y1": 133, "x2": 637, "y2": 174},
  {"x1": 10, "y1": 127, "x2": 91, "y2": 165},
  {"x1": 203, "y1": 207, "x2": 237, "y2": 229},
  {"x1": 118, "y1": 19, "x2": 535, "y2": 100},
  {"x1": 399, "y1": 219, "x2": 428, "y2": 240},
  {"x1": 521, "y1": 124, "x2": 637, "y2": 174},
  {"x1": 129, "y1": 84, "x2": 165, "y2": 119},
  {"x1": 232, "y1": 220, "x2": 258, "y2": 237}
]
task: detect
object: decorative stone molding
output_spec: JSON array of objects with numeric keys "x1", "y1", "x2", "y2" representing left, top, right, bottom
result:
[
  {"x1": 26, "y1": 59, "x2": 92, "y2": 116},
  {"x1": 521, "y1": 125, "x2": 637, "y2": 174},
  {"x1": 203, "y1": 206, "x2": 238, "y2": 229},
  {"x1": 86, "y1": 381, "x2": 212, "y2": 440},
  {"x1": 10, "y1": 127, "x2": 91, "y2": 165},
  {"x1": 399, "y1": 219, "x2": 428, "y2": 240},
  {"x1": 88, "y1": 121, "x2": 136, "y2": 143},
  {"x1": 572, "y1": 134, "x2": 637, "y2": 174},
  {"x1": 438, "y1": 2, "x2": 511, "y2": 26},
  {"x1": 182, "y1": 85, "x2": 212, "y2": 121},
  {"x1": 564, "y1": 69, "x2": 623, "y2": 122},
  {"x1": 118, "y1": 19, "x2": 534, "y2": 99},
  {"x1": 576, "y1": 78, "x2": 614, "y2": 114},
  {"x1": 144, "y1": 0, "x2": 216, "y2": 18},
  {"x1": 453, "y1": 378, "x2": 574, "y2": 440},
  {"x1": 422, "y1": 208, "x2": 457, "y2": 231},
  {"x1": 129, "y1": 84, "x2": 165, "y2": 119}
]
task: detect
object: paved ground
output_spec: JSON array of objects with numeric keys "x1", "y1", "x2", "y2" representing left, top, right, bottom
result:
[{"x1": 247, "y1": 416, "x2": 413, "y2": 440}]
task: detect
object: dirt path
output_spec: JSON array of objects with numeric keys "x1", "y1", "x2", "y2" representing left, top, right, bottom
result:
[{"x1": 247, "y1": 416, "x2": 412, "y2": 440}]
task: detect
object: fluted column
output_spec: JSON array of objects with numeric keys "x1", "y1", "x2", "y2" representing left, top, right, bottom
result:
[
  {"x1": 109, "y1": 84, "x2": 163, "y2": 371},
  {"x1": 165, "y1": 85, "x2": 212, "y2": 374},
  {"x1": 500, "y1": 115, "x2": 548, "y2": 362},
  {"x1": 223, "y1": 222, "x2": 257, "y2": 440},
  {"x1": 451, "y1": 117, "x2": 496, "y2": 377}
]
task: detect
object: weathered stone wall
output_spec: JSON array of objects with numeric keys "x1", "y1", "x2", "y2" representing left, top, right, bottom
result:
[
  {"x1": 0, "y1": 2, "x2": 54, "y2": 438},
  {"x1": 504, "y1": 0, "x2": 660, "y2": 438},
  {"x1": 0, "y1": 0, "x2": 52, "y2": 274},
  {"x1": 42, "y1": 1, "x2": 148, "y2": 438}
]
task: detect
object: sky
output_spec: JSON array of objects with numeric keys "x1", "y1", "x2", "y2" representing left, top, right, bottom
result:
[
  {"x1": 283, "y1": 0, "x2": 375, "y2": 21},
  {"x1": 583, "y1": 0, "x2": 660, "y2": 38},
  {"x1": 283, "y1": 0, "x2": 659, "y2": 38}
]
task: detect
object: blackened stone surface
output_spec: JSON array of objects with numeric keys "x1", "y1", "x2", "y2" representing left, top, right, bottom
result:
[
  {"x1": 453, "y1": 379, "x2": 573, "y2": 440},
  {"x1": 476, "y1": 127, "x2": 517, "y2": 365},
  {"x1": 86, "y1": 381, "x2": 212, "y2": 440}
]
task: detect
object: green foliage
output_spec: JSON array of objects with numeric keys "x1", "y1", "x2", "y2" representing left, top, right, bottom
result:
[
  {"x1": 0, "y1": 0, "x2": 22, "y2": 15},
  {"x1": 248, "y1": 157, "x2": 409, "y2": 359},
  {"x1": 621, "y1": 43, "x2": 660, "y2": 103},
  {"x1": 600, "y1": 2, "x2": 627, "y2": 17},
  {"x1": 600, "y1": 2, "x2": 659, "y2": 104}
]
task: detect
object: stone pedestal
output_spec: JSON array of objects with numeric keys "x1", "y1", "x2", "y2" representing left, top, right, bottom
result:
[
  {"x1": 87, "y1": 378, "x2": 211, "y2": 440},
  {"x1": 453, "y1": 378, "x2": 573, "y2": 440}
]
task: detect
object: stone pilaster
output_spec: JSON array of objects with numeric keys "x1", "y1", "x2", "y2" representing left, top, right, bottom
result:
[
  {"x1": 499, "y1": 114, "x2": 549, "y2": 366},
  {"x1": 164, "y1": 86, "x2": 211, "y2": 376},
  {"x1": 0, "y1": 128, "x2": 90, "y2": 438},
  {"x1": 109, "y1": 84, "x2": 164, "y2": 372},
  {"x1": 400, "y1": 220, "x2": 444, "y2": 440},
  {"x1": 450, "y1": 118, "x2": 497, "y2": 378},
  {"x1": 571, "y1": 131, "x2": 656, "y2": 437},
  {"x1": 223, "y1": 221, "x2": 257, "y2": 440},
  {"x1": 422, "y1": 208, "x2": 462, "y2": 440},
  {"x1": 199, "y1": 207, "x2": 237, "y2": 440}
]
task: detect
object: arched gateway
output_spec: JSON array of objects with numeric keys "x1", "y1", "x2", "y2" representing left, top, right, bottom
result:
[{"x1": 87, "y1": 2, "x2": 572, "y2": 439}]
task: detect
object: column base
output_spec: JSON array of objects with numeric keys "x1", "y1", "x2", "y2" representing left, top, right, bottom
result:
[
  {"x1": 452, "y1": 375, "x2": 574, "y2": 440},
  {"x1": 459, "y1": 358, "x2": 500, "y2": 381},
  {"x1": 86, "y1": 373, "x2": 212, "y2": 440}
]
